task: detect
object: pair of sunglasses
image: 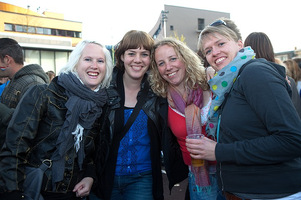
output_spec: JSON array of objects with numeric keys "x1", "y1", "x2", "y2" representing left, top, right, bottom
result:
[{"x1": 209, "y1": 19, "x2": 227, "y2": 27}]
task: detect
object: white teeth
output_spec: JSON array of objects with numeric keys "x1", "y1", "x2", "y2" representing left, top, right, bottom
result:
[
  {"x1": 216, "y1": 57, "x2": 225, "y2": 64},
  {"x1": 132, "y1": 66, "x2": 141, "y2": 70},
  {"x1": 168, "y1": 72, "x2": 176, "y2": 77},
  {"x1": 88, "y1": 72, "x2": 98, "y2": 76}
]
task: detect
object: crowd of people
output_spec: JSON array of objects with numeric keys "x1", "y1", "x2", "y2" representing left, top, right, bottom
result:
[{"x1": 0, "y1": 17, "x2": 301, "y2": 200}]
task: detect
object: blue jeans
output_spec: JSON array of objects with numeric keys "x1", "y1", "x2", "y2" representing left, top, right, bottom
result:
[
  {"x1": 217, "y1": 189, "x2": 226, "y2": 200},
  {"x1": 110, "y1": 170, "x2": 153, "y2": 200},
  {"x1": 189, "y1": 170, "x2": 224, "y2": 200}
]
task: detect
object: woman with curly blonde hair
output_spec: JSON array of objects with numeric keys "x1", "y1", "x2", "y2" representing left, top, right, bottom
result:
[
  {"x1": 149, "y1": 37, "x2": 221, "y2": 200},
  {"x1": 149, "y1": 38, "x2": 209, "y2": 97}
]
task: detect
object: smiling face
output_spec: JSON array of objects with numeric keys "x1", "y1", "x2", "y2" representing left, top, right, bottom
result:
[
  {"x1": 202, "y1": 33, "x2": 243, "y2": 71},
  {"x1": 155, "y1": 44, "x2": 186, "y2": 91},
  {"x1": 121, "y1": 47, "x2": 150, "y2": 81},
  {"x1": 76, "y1": 43, "x2": 106, "y2": 90}
]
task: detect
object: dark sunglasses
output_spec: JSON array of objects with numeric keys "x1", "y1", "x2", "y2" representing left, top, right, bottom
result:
[{"x1": 209, "y1": 19, "x2": 227, "y2": 27}]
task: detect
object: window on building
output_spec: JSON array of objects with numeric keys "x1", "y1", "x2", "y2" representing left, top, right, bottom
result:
[
  {"x1": 55, "y1": 51, "x2": 68, "y2": 73},
  {"x1": 4, "y1": 23, "x2": 13, "y2": 31},
  {"x1": 23, "y1": 49, "x2": 71, "y2": 74},
  {"x1": 27, "y1": 26, "x2": 36, "y2": 33},
  {"x1": 16, "y1": 25, "x2": 25, "y2": 32},
  {"x1": 67, "y1": 31, "x2": 74, "y2": 37},
  {"x1": 4, "y1": 23, "x2": 81, "y2": 38},
  {"x1": 43, "y1": 28, "x2": 51, "y2": 35},
  {"x1": 58, "y1": 30, "x2": 67, "y2": 36},
  {"x1": 24, "y1": 49, "x2": 40, "y2": 65},
  {"x1": 198, "y1": 18, "x2": 205, "y2": 31},
  {"x1": 36, "y1": 27, "x2": 43, "y2": 34},
  {"x1": 170, "y1": 25, "x2": 174, "y2": 31},
  {"x1": 41, "y1": 50, "x2": 55, "y2": 72},
  {"x1": 51, "y1": 29, "x2": 58, "y2": 36}
]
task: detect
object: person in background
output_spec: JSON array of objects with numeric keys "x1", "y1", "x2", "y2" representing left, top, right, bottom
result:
[
  {"x1": 188, "y1": 17, "x2": 301, "y2": 200},
  {"x1": 0, "y1": 76, "x2": 10, "y2": 96},
  {"x1": 0, "y1": 38, "x2": 49, "y2": 148},
  {"x1": 283, "y1": 59, "x2": 301, "y2": 97},
  {"x1": 292, "y1": 57, "x2": 301, "y2": 69},
  {"x1": 92, "y1": 30, "x2": 164, "y2": 200},
  {"x1": 0, "y1": 40, "x2": 113, "y2": 200},
  {"x1": 149, "y1": 37, "x2": 224, "y2": 200},
  {"x1": 243, "y1": 31, "x2": 301, "y2": 118},
  {"x1": 46, "y1": 70, "x2": 56, "y2": 83}
]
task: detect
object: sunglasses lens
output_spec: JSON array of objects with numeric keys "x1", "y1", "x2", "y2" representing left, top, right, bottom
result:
[{"x1": 210, "y1": 20, "x2": 227, "y2": 27}]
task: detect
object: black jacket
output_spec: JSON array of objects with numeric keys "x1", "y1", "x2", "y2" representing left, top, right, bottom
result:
[
  {"x1": 0, "y1": 64, "x2": 49, "y2": 148},
  {"x1": 94, "y1": 69, "x2": 164, "y2": 200},
  {"x1": 0, "y1": 77, "x2": 99, "y2": 197},
  {"x1": 159, "y1": 101, "x2": 189, "y2": 193},
  {"x1": 215, "y1": 59, "x2": 301, "y2": 196}
]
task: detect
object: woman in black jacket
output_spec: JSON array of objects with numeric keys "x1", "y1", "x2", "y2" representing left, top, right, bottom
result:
[
  {"x1": 188, "y1": 17, "x2": 301, "y2": 200},
  {"x1": 93, "y1": 30, "x2": 164, "y2": 200},
  {"x1": 0, "y1": 40, "x2": 113, "y2": 200}
]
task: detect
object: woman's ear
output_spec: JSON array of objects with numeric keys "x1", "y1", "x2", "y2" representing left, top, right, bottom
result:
[{"x1": 238, "y1": 40, "x2": 244, "y2": 49}]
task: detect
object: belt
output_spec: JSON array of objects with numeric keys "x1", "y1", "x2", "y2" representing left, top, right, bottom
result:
[{"x1": 224, "y1": 192, "x2": 250, "y2": 200}]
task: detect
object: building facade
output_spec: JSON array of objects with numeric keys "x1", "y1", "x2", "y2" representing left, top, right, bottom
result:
[
  {"x1": 149, "y1": 5, "x2": 230, "y2": 52},
  {"x1": 0, "y1": 2, "x2": 82, "y2": 73}
]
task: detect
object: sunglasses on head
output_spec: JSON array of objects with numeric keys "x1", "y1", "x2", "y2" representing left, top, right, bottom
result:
[{"x1": 209, "y1": 19, "x2": 227, "y2": 27}]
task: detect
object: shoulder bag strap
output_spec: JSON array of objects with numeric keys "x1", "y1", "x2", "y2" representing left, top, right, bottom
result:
[{"x1": 117, "y1": 81, "x2": 149, "y2": 141}]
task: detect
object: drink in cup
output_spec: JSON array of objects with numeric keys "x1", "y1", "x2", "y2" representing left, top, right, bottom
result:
[{"x1": 187, "y1": 134, "x2": 204, "y2": 167}]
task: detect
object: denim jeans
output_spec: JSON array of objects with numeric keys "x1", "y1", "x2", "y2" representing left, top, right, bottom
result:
[
  {"x1": 188, "y1": 170, "x2": 224, "y2": 200},
  {"x1": 110, "y1": 170, "x2": 153, "y2": 200},
  {"x1": 217, "y1": 188, "x2": 226, "y2": 200}
]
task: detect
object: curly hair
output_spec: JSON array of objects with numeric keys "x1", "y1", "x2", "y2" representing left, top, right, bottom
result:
[{"x1": 149, "y1": 37, "x2": 209, "y2": 98}]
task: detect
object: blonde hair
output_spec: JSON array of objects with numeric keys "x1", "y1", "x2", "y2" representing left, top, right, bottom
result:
[
  {"x1": 149, "y1": 37, "x2": 209, "y2": 98},
  {"x1": 198, "y1": 18, "x2": 242, "y2": 59},
  {"x1": 58, "y1": 40, "x2": 113, "y2": 89}
]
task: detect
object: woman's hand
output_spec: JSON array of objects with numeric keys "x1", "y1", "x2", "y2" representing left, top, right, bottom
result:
[
  {"x1": 206, "y1": 66, "x2": 216, "y2": 81},
  {"x1": 73, "y1": 177, "x2": 93, "y2": 198},
  {"x1": 186, "y1": 136, "x2": 217, "y2": 161}
]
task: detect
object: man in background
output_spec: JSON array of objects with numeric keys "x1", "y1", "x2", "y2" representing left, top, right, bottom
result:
[{"x1": 0, "y1": 38, "x2": 48, "y2": 148}]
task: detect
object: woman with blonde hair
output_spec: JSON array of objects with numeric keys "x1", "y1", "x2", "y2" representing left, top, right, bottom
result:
[
  {"x1": 149, "y1": 37, "x2": 222, "y2": 200},
  {"x1": 0, "y1": 40, "x2": 113, "y2": 199},
  {"x1": 188, "y1": 17, "x2": 301, "y2": 200}
]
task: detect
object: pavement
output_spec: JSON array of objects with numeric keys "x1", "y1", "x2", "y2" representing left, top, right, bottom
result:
[{"x1": 162, "y1": 168, "x2": 188, "y2": 200}]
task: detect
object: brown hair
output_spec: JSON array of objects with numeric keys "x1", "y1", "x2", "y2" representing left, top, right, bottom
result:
[
  {"x1": 284, "y1": 59, "x2": 301, "y2": 82},
  {"x1": 115, "y1": 30, "x2": 154, "y2": 70},
  {"x1": 244, "y1": 32, "x2": 275, "y2": 62}
]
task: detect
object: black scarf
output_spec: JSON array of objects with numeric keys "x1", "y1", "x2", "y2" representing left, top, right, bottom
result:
[{"x1": 51, "y1": 72, "x2": 107, "y2": 187}]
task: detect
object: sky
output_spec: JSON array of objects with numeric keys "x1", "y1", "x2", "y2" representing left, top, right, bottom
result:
[{"x1": 4, "y1": 0, "x2": 301, "y2": 53}]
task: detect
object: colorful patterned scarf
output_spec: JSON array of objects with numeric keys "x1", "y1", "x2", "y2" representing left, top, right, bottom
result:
[
  {"x1": 207, "y1": 47, "x2": 256, "y2": 139},
  {"x1": 168, "y1": 85, "x2": 212, "y2": 190}
]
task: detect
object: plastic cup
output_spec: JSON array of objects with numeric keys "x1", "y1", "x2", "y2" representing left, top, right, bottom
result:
[{"x1": 186, "y1": 134, "x2": 204, "y2": 167}]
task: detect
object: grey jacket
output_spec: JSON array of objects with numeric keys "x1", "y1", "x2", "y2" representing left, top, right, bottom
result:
[{"x1": 0, "y1": 64, "x2": 48, "y2": 148}]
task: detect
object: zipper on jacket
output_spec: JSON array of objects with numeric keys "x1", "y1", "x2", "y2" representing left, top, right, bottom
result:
[
  {"x1": 217, "y1": 114, "x2": 224, "y2": 191},
  {"x1": 219, "y1": 162, "x2": 224, "y2": 191}
]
